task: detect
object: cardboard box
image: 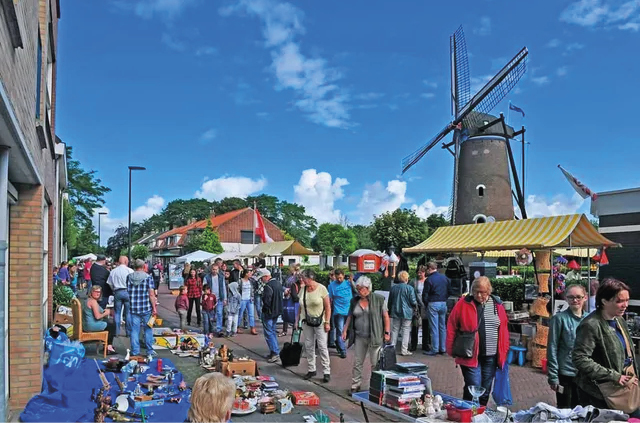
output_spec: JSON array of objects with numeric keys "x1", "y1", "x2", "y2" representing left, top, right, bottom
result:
[
  {"x1": 291, "y1": 391, "x2": 320, "y2": 406},
  {"x1": 153, "y1": 335, "x2": 178, "y2": 350},
  {"x1": 152, "y1": 327, "x2": 175, "y2": 336},
  {"x1": 276, "y1": 398, "x2": 293, "y2": 414},
  {"x1": 178, "y1": 334, "x2": 207, "y2": 349},
  {"x1": 53, "y1": 313, "x2": 73, "y2": 325},
  {"x1": 217, "y1": 359, "x2": 257, "y2": 377}
]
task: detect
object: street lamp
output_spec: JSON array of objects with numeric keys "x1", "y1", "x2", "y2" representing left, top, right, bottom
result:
[
  {"x1": 128, "y1": 166, "x2": 146, "y2": 261},
  {"x1": 97, "y1": 211, "x2": 107, "y2": 248}
]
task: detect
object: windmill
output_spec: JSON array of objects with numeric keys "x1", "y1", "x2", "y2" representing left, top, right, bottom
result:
[{"x1": 402, "y1": 26, "x2": 529, "y2": 225}]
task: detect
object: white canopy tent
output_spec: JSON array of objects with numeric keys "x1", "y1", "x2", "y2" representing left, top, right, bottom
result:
[
  {"x1": 176, "y1": 250, "x2": 240, "y2": 263},
  {"x1": 72, "y1": 253, "x2": 97, "y2": 261}
]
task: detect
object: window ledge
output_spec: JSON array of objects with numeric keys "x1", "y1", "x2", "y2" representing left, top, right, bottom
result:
[{"x1": 1, "y1": 0, "x2": 23, "y2": 49}]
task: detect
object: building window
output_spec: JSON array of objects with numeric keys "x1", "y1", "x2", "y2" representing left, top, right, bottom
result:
[
  {"x1": 36, "y1": 35, "x2": 42, "y2": 119},
  {"x1": 476, "y1": 184, "x2": 486, "y2": 197},
  {"x1": 240, "y1": 230, "x2": 261, "y2": 244}
]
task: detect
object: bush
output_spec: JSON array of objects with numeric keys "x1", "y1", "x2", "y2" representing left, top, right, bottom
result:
[
  {"x1": 53, "y1": 285, "x2": 75, "y2": 307},
  {"x1": 496, "y1": 265, "x2": 591, "y2": 275},
  {"x1": 490, "y1": 277, "x2": 525, "y2": 310}
]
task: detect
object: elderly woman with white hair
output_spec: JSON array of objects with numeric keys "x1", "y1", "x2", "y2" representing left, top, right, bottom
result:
[
  {"x1": 188, "y1": 372, "x2": 235, "y2": 423},
  {"x1": 342, "y1": 276, "x2": 391, "y2": 393}
]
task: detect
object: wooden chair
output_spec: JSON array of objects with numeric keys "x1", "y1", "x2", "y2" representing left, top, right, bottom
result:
[{"x1": 71, "y1": 298, "x2": 109, "y2": 357}]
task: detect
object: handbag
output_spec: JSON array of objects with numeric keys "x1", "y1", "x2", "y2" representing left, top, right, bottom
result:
[
  {"x1": 302, "y1": 287, "x2": 324, "y2": 327},
  {"x1": 282, "y1": 296, "x2": 299, "y2": 324},
  {"x1": 597, "y1": 318, "x2": 640, "y2": 414},
  {"x1": 452, "y1": 306, "x2": 484, "y2": 359}
]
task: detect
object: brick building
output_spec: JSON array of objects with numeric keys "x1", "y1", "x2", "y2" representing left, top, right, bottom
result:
[
  {"x1": 0, "y1": 0, "x2": 64, "y2": 417},
  {"x1": 146, "y1": 208, "x2": 285, "y2": 257}
]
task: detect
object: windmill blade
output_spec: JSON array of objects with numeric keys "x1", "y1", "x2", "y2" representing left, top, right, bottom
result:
[
  {"x1": 450, "y1": 26, "x2": 471, "y2": 117},
  {"x1": 459, "y1": 47, "x2": 528, "y2": 129},
  {"x1": 402, "y1": 123, "x2": 454, "y2": 174}
]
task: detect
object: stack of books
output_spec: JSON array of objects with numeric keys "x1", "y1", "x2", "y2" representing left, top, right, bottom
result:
[
  {"x1": 394, "y1": 362, "x2": 428, "y2": 374},
  {"x1": 369, "y1": 370, "x2": 396, "y2": 405},
  {"x1": 383, "y1": 374, "x2": 424, "y2": 412},
  {"x1": 261, "y1": 381, "x2": 279, "y2": 391}
]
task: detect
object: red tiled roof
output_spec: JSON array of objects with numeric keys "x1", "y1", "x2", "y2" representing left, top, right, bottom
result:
[{"x1": 156, "y1": 208, "x2": 251, "y2": 241}]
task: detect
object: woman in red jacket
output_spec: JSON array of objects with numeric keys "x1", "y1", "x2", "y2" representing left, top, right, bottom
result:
[
  {"x1": 446, "y1": 276, "x2": 510, "y2": 405},
  {"x1": 185, "y1": 268, "x2": 203, "y2": 326}
]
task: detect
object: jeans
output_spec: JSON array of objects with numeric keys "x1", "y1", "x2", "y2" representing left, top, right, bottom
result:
[
  {"x1": 427, "y1": 301, "x2": 447, "y2": 353},
  {"x1": 239, "y1": 300, "x2": 255, "y2": 328},
  {"x1": 262, "y1": 317, "x2": 279, "y2": 355},
  {"x1": 187, "y1": 297, "x2": 201, "y2": 325},
  {"x1": 254, "y1": 295, "x2": 262, "y2": 320},
  {"x1": 202, "y1": 309, "x2": 215, "y2": 334},
  {"x1": 113, "y1": 289, "x2": 131, "y2": 337},
  {"x1": 215, "y1": 302, "x2": 225, "y2": 333},
  {"x1": 303, "y1": 322, "x2": 331, "y2": 375},
  {"x1": 460, "y1": 355, "x2": 497, "y2": 405},
  {"x1": 332, "y1": 314, "x2": 347, "y2": 353},
  {"x1": 130, "y1": 311, "x2": 154, "y2": 355},
  {"x1": 391, "y1": 318, "x2": 412, "y2": 354}
]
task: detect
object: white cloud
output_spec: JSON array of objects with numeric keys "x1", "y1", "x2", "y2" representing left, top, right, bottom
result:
[
  {"x1": 293, "y1": 169, "x2": 348, "y2": 224},
  {"x1": 199, "y1": 128, "x2": 217, "y2": 144},
  {"x1": 557, "y1": 66, "x2": 569, "y2": 76},
  {"x1": 196, "y1": 46, "x2": 218, "y2": 56},
  {"x1": 470, "y1": 75, "x2": 492, "y2": 93},
  {"x1": 354, "y1": 92, "x2": 385, "y2": 101},
  {"x1": 474, "y1": 16, "x2": 492, "y2": 36},
  {"x1": 421, "y1": 93, "x2": 436, "y2": 99},
  {"x1": 114, "y1": 0, "x2": 195, "y2": 19},
  {"x1": 161, "y1": 33, "x2": 186, "y2": 51},
  {"x1": 356, "y1": 180, "x2": 407, "y2": 223},
  {"x1": 422, "y1": 80, "x2": 438, "y2": 89},
  {"x1": 411, "y1": 199, "x2": 449, "y2": 219},
  {"x1": 221, "y1": 0, "x2": 351, "y2": 129},
  {"x1": 565, "y1": 42, "x2": 585, "y2": 52},
  {"x1": 560, "y1": 0, "x2": 640, "y2": 31},
  {"x1": 518, "y1": 193, "x2": 585, "y2": 218},
  {"x1": 546, "y1": 38, "x2": 561, "y2": 48},
  {"x1": 93, "y1": 195, "x2": 166, "y2": 245},
  {"x1": 196, "y1": 176, "x2": 267, "y2": 201},
  {"x1": 531, "y1": 76, "x2": 551, "y2": 86}
]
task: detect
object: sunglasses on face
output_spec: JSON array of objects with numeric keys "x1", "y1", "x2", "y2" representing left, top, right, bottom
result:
[{"x1": 567, "y1": 295, "x2": 585, "y2": 301}]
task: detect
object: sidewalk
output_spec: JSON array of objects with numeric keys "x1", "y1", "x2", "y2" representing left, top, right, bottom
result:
[{"x1": 155, "y1": 284, "x2": 555, "y2": 416}]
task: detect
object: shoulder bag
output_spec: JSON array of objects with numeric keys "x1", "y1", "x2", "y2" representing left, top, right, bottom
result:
[
  {"x1": 303, "y1": 287, "x2": 325, "y2": 327},
  {"x1": 597, "y1": 317, "x2": 640, "y2": 414},
  {"x1": 452, "y1": 304, "x2": 484, "y2": 359}
]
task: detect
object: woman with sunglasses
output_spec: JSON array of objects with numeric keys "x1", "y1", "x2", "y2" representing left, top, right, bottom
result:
[{"x1": 547, "y1": 284, "x2": 586, "y2": 408}]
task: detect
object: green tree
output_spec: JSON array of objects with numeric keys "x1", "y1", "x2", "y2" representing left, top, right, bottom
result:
[
  {"x1": 315, "y1": 223, "x2": 357, "y2": 266},
  {"x1": 277, "y1": 201, "x2": 317, "y2": 247},
  {"x1": 131, "y1": 244, "x2": 150, "y2": 261},
  {"x1": 371, "y1": 209, "x2": 430, "y2": 253},
  {"x1": 72, "y1": 221, "x2": 99, "y2": 257},
  {"x1": 184, "y1": 220, "x2": 223, "y2": 254},
  {"x1": 350, "y1": 224, "x2": 375, "y2": 250},
  {"x1": 426, "y1": 213, "x2": 449, "y2": 236},
  {"x1": 62, "y1": 198, "x2": 78, "y2": 252},
  {"x1": 246, "y1": 194, "x2": 279, "y2": 222},
  {"x1": 106, "y1": 225, "x2": 129, "y2": 259},
  {"x1": 162, "y1": 199, "x2": 215, "y2": 229},
  {"x1": 66, "y1": 146, "x2": 111, "y2": 226},
  {"x1": 213, "y1": 197, "x2": 248, "y2": 216}
]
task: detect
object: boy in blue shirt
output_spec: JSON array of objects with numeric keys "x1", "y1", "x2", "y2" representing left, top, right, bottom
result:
[{"x1": 328, "y1": 269, "x2": 353, "y2": 358}]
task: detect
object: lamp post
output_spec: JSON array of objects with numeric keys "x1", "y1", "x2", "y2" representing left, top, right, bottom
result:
[
  {"x1": 128, "y1": 166, "x2": 146, "y2": 261},
  {"x1": 97, "y1": 211, "x2": 107, "y2": 248}
]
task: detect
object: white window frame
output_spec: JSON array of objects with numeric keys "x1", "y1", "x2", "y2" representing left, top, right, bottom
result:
[{"x1": 43, "y1": 203, "x2": 49, "y2": 317}]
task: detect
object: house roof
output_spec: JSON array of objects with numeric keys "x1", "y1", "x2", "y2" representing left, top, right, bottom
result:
[{"x1": 134, "y1": 231, "x2": 163, "y2": 245}]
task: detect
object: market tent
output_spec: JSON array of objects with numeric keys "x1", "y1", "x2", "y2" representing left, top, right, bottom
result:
[
  {"x1": 404, "y1": 214, "x2": 619, "y2": 253},
  {"x1": 176, "y1": 250, "x2": 240, "y2": 263},
  {"x1": 72, "y1": 253, "x2": 97, "y2": 261},
  {"x1": 477, "y1": 248, "x2": 594, "y2": 258},
  {"x1": 243, "y1": 240, "x2": 318, "y2": 257}
]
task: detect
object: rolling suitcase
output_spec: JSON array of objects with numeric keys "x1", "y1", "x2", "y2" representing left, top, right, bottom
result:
[
  {"x1": 280, "y1": 328, "x2": 303, "y2": 367},
  {"x1": 376, "y1": 343, "x2": 397, "y2": 371}
]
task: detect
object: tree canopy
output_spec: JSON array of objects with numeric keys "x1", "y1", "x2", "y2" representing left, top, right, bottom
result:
[
  {"x1": 66, "y1": 146, "x2": 111, "y2": 226},
  {"x1": 313, "y1": 223, "x2": 357, "y2": 256},
  {"x1": 371, "y1": 209, "x2": 430, "y2": 253}
]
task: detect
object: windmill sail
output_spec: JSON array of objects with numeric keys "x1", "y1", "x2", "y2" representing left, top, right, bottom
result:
[
  {"x1": 402, "y1": 123, "x2": 454, "y2": 174},
  {"x1": 450, "y1": 26, "x2": 471, "y2": 117}
]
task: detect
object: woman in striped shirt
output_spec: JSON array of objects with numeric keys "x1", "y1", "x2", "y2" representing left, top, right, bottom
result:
[{"x1": 446, "y1": 276, "x2": 510, "y2": 405}]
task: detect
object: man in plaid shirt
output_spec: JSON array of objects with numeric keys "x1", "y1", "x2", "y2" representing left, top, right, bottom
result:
[{"x1": 127, "y1": 259, "x2": 158, "y2": 356}]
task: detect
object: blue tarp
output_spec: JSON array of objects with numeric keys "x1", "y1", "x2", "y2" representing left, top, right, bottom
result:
[{"x1": 20, "y1": 357, "x2": 191, "y2": 422}]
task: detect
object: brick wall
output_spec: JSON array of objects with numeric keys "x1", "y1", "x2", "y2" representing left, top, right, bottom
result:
[
  {"x1": 217, "y1": 209, "x2": 285, "y2": 243},
  {"x1": 8, "y1": 185, "x2": 44, "y2": 408}
]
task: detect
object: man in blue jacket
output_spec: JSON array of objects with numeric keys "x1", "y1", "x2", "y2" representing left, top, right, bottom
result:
[
  {"x1": 203, "y1": 262, "x2": 227, "y2": 337},
  {"x1": 423, "y1": 261, "x2": 451, "y2": 356}
]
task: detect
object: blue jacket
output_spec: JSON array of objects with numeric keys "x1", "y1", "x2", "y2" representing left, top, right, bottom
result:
[
  {"x1": 204, "y1": 270, "x2": 227, "y2": 301},
  {"x1": 423, "y1": 271, "x2": 451, "y2": 303}
]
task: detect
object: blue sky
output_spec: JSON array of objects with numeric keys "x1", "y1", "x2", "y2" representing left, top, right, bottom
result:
[{"x1": 55, "y1": 0, "x2": 640, "y2": 242}]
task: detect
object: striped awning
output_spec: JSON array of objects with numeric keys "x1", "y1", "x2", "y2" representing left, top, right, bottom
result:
[{"x1": 404, "y1": 214, "x2": 619, "y2": 254}]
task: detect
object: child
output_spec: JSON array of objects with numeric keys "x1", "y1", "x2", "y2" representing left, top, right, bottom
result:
[
  {"x1": 226, "y1": 282, "x2": 241, "y2": 337},
  {"x1": 201, "y1": 286, "x2": 217, "y2": 335},
  {"x1": 175, "y1": 286, "x2": 189, "y2": 331}
]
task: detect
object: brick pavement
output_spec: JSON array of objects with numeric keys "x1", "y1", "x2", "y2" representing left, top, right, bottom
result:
[{"x1": 153, "y1": 284, "x2": 556, "y2": 416}]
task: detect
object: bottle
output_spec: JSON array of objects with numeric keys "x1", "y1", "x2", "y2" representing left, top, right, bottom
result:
[{"x1": 157, "y1": 358, "x2": 163, "y2": 372}]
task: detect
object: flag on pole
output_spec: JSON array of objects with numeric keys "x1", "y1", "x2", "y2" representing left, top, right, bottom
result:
[
  {"x1": 254, "y1": 209, "x2": 273, "y2": 243},
  {"x1": 558, "y1": 165, "x2": 598, "y2": 201},
  {"x1": 509, "y1": 102, "x2": 525, "y2": 117},
  {"x1": 592, "y1": 247, "x2": 609, "y2": 266}
]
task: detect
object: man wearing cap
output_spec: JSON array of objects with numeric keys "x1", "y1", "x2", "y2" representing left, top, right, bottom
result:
[
  {"x1": 203, "y1": 262, "x2": 227, "y2": 336},
  {"x1": 258, "y1": 269, "x2": 282, "y2": 363},
  {"x1": 90, "y1": 254, "x2": 112, "y2": 309}
]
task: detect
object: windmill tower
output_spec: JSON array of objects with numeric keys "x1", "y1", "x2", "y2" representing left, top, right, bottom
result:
[{"x1": 403, "y1": 27, "x2": 529, "y2": 225}]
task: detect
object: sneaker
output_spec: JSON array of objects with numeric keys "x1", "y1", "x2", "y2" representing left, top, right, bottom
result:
[
  {"x1": 267, "y1": 354, "x2": 280, "y2": 363},
  {"x1": 423, "y1": 351, "x2": 438, "y2": 356},
  {"x1": 350, "y1": 386, "x2": 361, "y2": 394},
  {"x1": 401, "y1": 351, "x2": 413, "y2": 356},
  {"x1": 323, "y1": 374, "x2": 331, "y2": 383},
  {"x1": 339, "y1": 351, "x2": 347, "y2": 359},
  {"x1": 147, "y1": 350, "x2": 158, "y2": 357},
  {"x1": 265, "y1": 352, "x2": 275, "y2": 360},
  {"x1": 303, "y1": 371, "x2": 317, "y2": 380}
]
